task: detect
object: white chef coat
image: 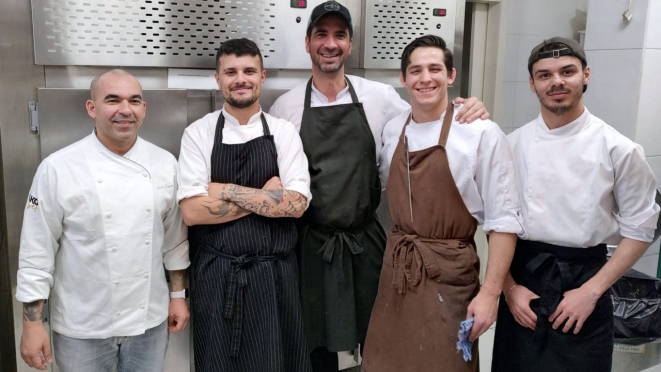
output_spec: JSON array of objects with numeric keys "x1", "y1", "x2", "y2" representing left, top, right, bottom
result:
[
  {"x1": 268, "y1": 75, "x2": 411, "y2": 160},
  {"x1": 16, "y1": 133, "x2": 190, "y2": 339},
  {"x1": 508, "y1": 107, "x2": 660, "y2": 247},
  {"x1": 380, "y1": 104, "x2": 524, "y2": 235},
  {"x1": 177, "y1": 107, "x2": 311, "y2": 205}
]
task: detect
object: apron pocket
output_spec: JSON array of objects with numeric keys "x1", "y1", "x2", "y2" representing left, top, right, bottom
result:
[{"x1": 428, "y1": 243, "x2": 479, "y2": 286}]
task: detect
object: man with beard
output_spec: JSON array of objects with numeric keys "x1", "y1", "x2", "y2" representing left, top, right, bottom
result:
[
  {"x1": 177, "y1": 39, "x2": 312, "y2": 371},
  {"x1": 491, "y1": 37, "x2": 660, "y2": 372},
  {"x1": 269, "y1": 2, "x2": 489, "y2": 371}
]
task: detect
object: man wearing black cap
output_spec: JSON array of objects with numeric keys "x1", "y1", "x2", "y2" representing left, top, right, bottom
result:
[
  {"x1": 491, "y1": 37, "x2": 660, "y2": 371},
  {"x1": 269, "y1": 2, "x2": 489, "y2": 371}
]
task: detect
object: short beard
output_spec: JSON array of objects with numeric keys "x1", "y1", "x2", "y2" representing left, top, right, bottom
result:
[
  {"x1": 538, "y1": 87, "x2": 582, "y2": 116},
  {"x1": 313, "y1": 59, "x2": 344, "y2": 74},
  {"x1": 225, "y1": 94, "x2": 258, "y2": 109}
]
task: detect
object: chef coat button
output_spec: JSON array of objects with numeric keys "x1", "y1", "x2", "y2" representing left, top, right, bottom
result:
[
  {"x1": 144, "y1": 274, "x2": 149, "y2": 279},
  {"x1": 146, "y1": 208, "x2": 151, "y2": 212},
  {"x1": 144, "y1": 240, "x2": 150, "y2": 245},
  {"x1": 106, "y1": 213, "x2": 112, "y2": 219},
  {"x1": 115, "y1": 280, "x2": 119, "y2": 285},
  {"x1": 140, "y1": 305, "x2": 145, "y2": 310},
  {"x1": 116, "y1": 311, "x2": 121, "y2": 316},
  {"x1": 534, "y1": 138, "x2": 540, "y2": 143},
  {"x1": 97, "y1": 179, "x2": 103, "y2": 183}
]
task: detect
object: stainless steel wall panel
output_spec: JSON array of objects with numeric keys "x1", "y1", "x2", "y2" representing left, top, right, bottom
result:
[
  {"x1": 38, "y1": 89, "x2": 188, "y2": 159},
  {"x1": 363, "y1": 0, "x2": 458, "y2": 69},
  {"x1": 1, "y1": 0, "x2": 47, "y2": 369},
  {"x1": 31, "y1": 0, "x2": 360, "y2": 69}
]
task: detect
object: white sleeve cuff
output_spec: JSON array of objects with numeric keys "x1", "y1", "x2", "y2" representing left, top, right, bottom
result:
[
  {"x1": 163, "y1": 240, "x2": 191, "y2": 271},
  {"x1": 176, "y1": 185, "x2": 209, "y2": 203},
  {"x1": 616, "y1": 203, "x2": 660, "y2": 243},
  {"x1": 483, "y1": 214, "x2": 526, "y2": 237},
  {"x1": 16, "y1": 268, "x2": 53, "y2": 303}
]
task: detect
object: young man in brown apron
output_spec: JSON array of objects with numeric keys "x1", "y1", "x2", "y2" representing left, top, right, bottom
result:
[
  {"x1": 269, "y1": 3, "x2": 491, "y2": 371},
  {"x1": 178, "y1": 39, "x2": 312, "y2": 372},
  {"x1": 362, "y1": 35, "x2": 523, "y2": 372},
  {"x1": 492, "y1": 37, "x2": 659, "y2": 372}
]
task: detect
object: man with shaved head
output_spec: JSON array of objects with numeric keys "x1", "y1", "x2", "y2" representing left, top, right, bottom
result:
[{"x1": 16, "y1": 69, "x2": 190, "y2": 371}]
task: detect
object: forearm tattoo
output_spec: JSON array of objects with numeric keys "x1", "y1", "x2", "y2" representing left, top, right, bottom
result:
[
  {"x1": 202, "y1": 199, "x2": 244, "y2": 218},
  {"x1": 216, "y1": 185, "x2": 306, "y2": 217},
  {"x1": 169, "y1": 270, "x2": 186, "y2": 292},
  {"x1": 23, "y1": 301, "x2": 43, "y2": 322}
]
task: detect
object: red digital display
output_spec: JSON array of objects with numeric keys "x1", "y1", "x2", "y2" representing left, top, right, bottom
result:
[
  {"x1": 433, "y1": 8, "x2": 447, "y2": 17},
  {"x1": 291, "y1": 0, "x2": 307, "y2": 8}
]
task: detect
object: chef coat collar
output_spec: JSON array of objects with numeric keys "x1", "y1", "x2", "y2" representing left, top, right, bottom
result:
[
  {"x1": 408, "y1": 102, "x2": 457, "y2": 127},
  {"x1": 310, "y1": 77, "x2": 350, "y2": 104},
  {"x1": 535, "y1": 106, "x2": 589, "y2": 140},
  {"x1": 90, "y1": 129, "x2": 142, "y2": 161},
  {"x1": 221, "y1": 105, "x2": 265, "y2": 127}
]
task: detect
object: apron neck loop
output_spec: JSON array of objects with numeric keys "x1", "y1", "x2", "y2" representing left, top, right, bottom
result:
[
  {"x1": 303, "y1": 76, "x2": 358, "y2": 109},
  {"x1": 398, "y1": 114, "x2": 412, "y2": 142},
  {"x1": 438, "y1": 104, "x2": 454, "y2": 147},
  {"x1": 215, "y1": 110, "x2": 271, "y2": 142}
]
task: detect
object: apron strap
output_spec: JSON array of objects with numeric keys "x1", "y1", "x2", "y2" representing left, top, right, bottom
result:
[
  {"x1": 398, "y1": 114, "x2": 412, "y2": 142},
  {"x1": 259, "y1": 112, "x2": 270, "y2": 136},
  {"x1": 303, "y1": 76, "x2": 359, "y2": 109},
  {"x1": 214, "y1": 110, "x2": 225, "y2": 143},
  {"x1": 345, "y1": 77, "x2": 359, "y2": 103},
  {"x1": 438, "y1": 104, "x2": 455, "y2": 147}
]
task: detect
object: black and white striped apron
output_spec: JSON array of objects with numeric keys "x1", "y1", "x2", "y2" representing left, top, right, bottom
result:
[{"x1": 189, "y1": 111, "x2": 311, "y2": 372}]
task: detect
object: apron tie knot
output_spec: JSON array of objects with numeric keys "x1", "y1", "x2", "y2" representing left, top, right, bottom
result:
[
  {"x1": 316, "y1": 230, "x2": 364, "y2": 282},
  {"x1": 199, "y1": 245, "x2": 289, "y2": 358},
  {"x1": 525, "y1": 252, "x2": 575, "y2": 345},
  {"x1": 391, "y1": 231, "x2": 461, "y2": 294}
]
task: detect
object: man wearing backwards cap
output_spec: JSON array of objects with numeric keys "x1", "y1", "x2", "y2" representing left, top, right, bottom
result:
[
  {"x1": 270, "y1": 2, "x2": 489, "y2": 371},
  {"x1": 491, "y1": 37, "x2": 660, "y2": 371}
]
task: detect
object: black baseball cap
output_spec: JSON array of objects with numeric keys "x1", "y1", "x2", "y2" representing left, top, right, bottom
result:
[
  {"x1": 527, "y1": 37, "x2": 587, "y2": 75},
  {"x1": 307, "y1": 1, "x2": 353, "y2": 38}
]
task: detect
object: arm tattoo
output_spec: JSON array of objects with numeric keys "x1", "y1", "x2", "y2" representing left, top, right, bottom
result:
[
  {"x1": 202, "y1": 199, "x2": 240, "y2": 217},
  {"x1": 23, "y1": 301, "x2": 43, "y2": 322},
  {"x1": 169, "y1": 270, "x2": 186, "y2": 292},
  {"x1": 216, "y1": 185, "x2": 306, "y2": 218}
]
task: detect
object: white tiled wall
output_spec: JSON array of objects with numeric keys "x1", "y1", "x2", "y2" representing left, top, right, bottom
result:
[
  {"x1": 636, "y1": 49, "x2": 661, "y2": 156},
  {"x1": 582, "y1": 48, "x2": 644, "y2": 140},
  {"x1": 584, "y1": 0, "x2": 650, "y2": 51},
  {"x1": 497, "y1": 0, "x2": 589, "y2": 127}
]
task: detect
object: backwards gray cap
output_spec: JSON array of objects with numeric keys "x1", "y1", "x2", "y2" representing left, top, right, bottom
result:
[{"x1": 528, "y1": 37, "x2": 587, "y2": 74}]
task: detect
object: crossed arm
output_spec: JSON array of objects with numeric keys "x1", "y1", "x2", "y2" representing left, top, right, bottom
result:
[{"x1": 180, "y1": 176, "x2": 307, "y2": 226}]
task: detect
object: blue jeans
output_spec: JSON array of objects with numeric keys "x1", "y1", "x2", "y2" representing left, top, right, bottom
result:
[{"x1": 53, "y1": 320, "x2": 169, "y2": 372}]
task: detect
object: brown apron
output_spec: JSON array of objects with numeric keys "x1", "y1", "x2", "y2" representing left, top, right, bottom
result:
[{"x1": 362, "y1": 106, "x2": 480, "y2": 372}]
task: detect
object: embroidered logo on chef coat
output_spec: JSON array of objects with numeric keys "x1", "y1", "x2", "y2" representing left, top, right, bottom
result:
[
  {"x1": 158, "y1": 183, "x2": 174, "y2": 190},
  {"x1": 26, "y1": 194, "x2": 39, "y2": 212}
]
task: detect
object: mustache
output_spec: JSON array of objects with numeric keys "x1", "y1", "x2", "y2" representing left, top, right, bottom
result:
[
  {"x1": 546, "y1": 88, "x2": 571, "y2": 95},
  {"x1": 230, "y1": 84, "x2": 253, "y2": 91}
]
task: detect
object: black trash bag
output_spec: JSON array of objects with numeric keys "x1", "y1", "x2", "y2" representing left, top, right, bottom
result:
[{"x1": 610, "y1": 269, "x2": 661, "y2": 345}]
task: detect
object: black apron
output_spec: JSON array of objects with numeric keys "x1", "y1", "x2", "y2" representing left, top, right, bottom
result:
[
  {"x1": 297, "y1": 78, "x2": 386, "y2": 352},
  {"x1": 189, "y1": 112, "x2": 311, "y2": 372},
  {"x1": 492, "y1": 239, "x2": 613, "y2": 372}
]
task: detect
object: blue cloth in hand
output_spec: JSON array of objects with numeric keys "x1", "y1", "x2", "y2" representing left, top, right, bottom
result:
[{"x1": 457, "y1": 317, "x2": 474, "y2": 362}]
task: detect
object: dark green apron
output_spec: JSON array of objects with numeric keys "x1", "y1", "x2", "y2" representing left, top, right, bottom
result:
[{"x1": 297, "y1": 78, "x2": 386, "y2": 352}]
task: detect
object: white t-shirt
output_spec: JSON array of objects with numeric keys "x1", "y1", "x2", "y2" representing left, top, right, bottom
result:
[
  {"x1": 380, "y1": 104, "x2": 524, "y2": 235},
  {"x1": 508, "y1": 107, "x2": 660, "y2": 247},
  {"x1": 269, "y1": 74, "x2": 411, "y2": 161},
  {"x1": 177, "y1": 107, "x2": 312, "y2": 206}
]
